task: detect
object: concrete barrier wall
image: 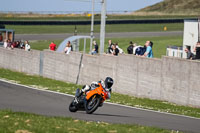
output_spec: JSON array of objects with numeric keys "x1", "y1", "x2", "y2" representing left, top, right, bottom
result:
[
  {"x1": 42, "y1": 50, "x2": 82, "y2": 84},
  {"x1": 161, "y1": 56, "x2": 200, "y2": 107},
  {"x1": 136, "y1": 57, "x2": 162, "y2": 100},
  {"x1": 78, "y1": 54, "x2": 100, "y2": 85},
  {"x1": 42, "y1": 51, "x2": 118, "y2": 86},
  {"x1": 0, "y1": 48, "x2": 40, "y2": 75},
  {"x1": 189, "y1": 61, "x2": 200, "y2": 107},
  {"x1": 0, "y1": 47, "x2": 200, "y2": 107},
  {"x1": 113, "y1": 55, "x2": 138, "y2": 95}
]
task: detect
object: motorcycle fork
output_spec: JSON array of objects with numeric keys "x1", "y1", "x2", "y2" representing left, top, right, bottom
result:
[
  {"x1": 92, "y1": 95, "x2": 96, "y2": 100},
  {"x1": 90, "y1": 95, "x2": 96, "y2": 103}
]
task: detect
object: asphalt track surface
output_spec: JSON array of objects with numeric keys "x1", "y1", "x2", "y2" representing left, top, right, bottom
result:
[
  {"x1": 0, "y1": 80, "x2": 199, "y2": 133},
  {"x1": 15, "y1": 31, "x2": 183, "y2": 41}
]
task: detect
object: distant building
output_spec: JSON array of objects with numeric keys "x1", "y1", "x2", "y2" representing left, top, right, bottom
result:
[
  {"x1": 167, "y1": 19, "x2": 199, "y2": 58},
  {"x1": 0, "y1": 29, "x2": 15, "y2": 46}
]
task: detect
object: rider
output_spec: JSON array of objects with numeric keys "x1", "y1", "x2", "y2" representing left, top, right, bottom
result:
[{"x1": 78, "y1": 77, "x2": 114, "y2": 99}]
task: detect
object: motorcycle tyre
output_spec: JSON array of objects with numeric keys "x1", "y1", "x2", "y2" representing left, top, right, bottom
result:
[
  {"x1": 69, "y1": 101, "x2": 78, "y2": 112},
  {"x1": 84, "y1": 95, "x2": 101, "y2": 114}
]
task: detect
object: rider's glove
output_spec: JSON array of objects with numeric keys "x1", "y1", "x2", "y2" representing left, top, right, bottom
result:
[{"x1": 105, "y1": 88, "x2": 111, "y2": 93}]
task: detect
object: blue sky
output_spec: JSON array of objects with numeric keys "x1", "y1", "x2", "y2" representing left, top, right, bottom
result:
[{"x1": 0, "y1": 0, "x2": 163, "y2": 13}]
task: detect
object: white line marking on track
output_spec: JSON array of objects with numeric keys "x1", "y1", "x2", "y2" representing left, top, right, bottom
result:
[{"x1": 0, "y1": 78, "x2": 200, "y2": 120}]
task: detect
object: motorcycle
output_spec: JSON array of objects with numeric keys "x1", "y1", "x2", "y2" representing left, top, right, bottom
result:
[{"x1": 69, "y1": 83, "x2": 109, "y2": 114}]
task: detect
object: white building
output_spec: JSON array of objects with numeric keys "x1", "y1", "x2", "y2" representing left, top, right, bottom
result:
[{"x1": 167, "y1": 19, "x2": 199, "y2": 58}]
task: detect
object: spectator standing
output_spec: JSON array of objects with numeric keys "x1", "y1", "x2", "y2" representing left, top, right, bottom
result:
[
  {"x1": 16, "y1": 41, "x2": 20, "y2": 48},
  {"x1": 24, "y1": 40, "x2": 31, "y2": 51},
  {"x1": 3, "y1": 39, "x2": 7, "y2": 48},
  {"x1": 127, "y1": 41, "x2": 134, "y2": 54},
  {"x1": 107, "y1": 40, "x2": 113, "y2": 54},
  {"x1": 64, "y1": 41, "x2": 72, "y2": 54},
  {"x1": 185, "y1": 46, "x2": 194, "y2": 60},
  {"x1": 143, "y1": 41, "x2": 153, "y2": 58},
  {"x1": 116, "y1": 42, "x2": 124, "y2": 54},
  {"x1": 149, "y1": 41, "x2": 153, "y2": 48},
  {"x1": 111, "y1": 44, "x2": 119, "y2": 56},
  {"x1": 91, "y1": 41, "x2": 98, "y2": 55},
  {"x1": 134, "y1": 45, "x2": 146, "y2": 56},
  {"x1": 0, "y1": 33, "x2": 2, "y2": 42},
  {"x1": 20, "y1": 41, "x2": 25, "y2": 49},
  {"x1": 11, "y1": 41, "x2": 17, "y2": 49},
  {"x1": 194, "y1": 41, "x2": 200, "y2": 60},
  {"x1": 7, "y1": 39, "x2": 11, "y2": 48},
  {"x1": 49, "y1": 41, "x2": 57, "y2": 51}
]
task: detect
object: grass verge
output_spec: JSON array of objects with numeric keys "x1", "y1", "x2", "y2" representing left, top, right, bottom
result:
[
  {"x1": 0, "y1": 68, "x2": 200, "y2": 118},
  {"x1": 30, "y1": 36, "x2": 183, "y2": 58},
  {"x1": 6, "y1": 23, "x2": 183, "y2": 34},
  {"x1": 0, "y1": 110, "x2": 175, "y2": 133}
]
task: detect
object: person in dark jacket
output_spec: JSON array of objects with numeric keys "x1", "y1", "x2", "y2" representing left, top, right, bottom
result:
[
  {"x1": 107, "y1": 40, "x2": 113, "y2": 54},
  {"x1": 127, "y1": 41, "x2": 134, "y2": 54},
  {"x1": 185, "y1": 46, "x2": 194, "y2": 60},
  {"x1": 111, "y1": 44, "x2": 119, "y2": 56},
  {"x1": 194, "y1": 41, "x2": 200, "y2": 60},
  {"x1": 91, "y1": 41, "x2": 98, "y2": 55}
]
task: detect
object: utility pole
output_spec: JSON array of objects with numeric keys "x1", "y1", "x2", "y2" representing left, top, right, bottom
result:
[
  {"x1": 198, "y1": 17, "x2": 200, "y2": 42},
  {"x1": 90, "y1": 0, "x2": 95, "y2": 52},
  {"x1": 100, "y1": 0, "x2": 106, "y2": 54}
]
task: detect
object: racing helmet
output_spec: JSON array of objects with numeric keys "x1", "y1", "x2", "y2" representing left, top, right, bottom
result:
[{"x1": 105, "y1": 77, "x2": 114, "y2": 88}]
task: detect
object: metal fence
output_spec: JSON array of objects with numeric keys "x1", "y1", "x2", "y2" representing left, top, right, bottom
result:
[
  {"x1": 0, "y1": 10, "x2": 132, "y2": 15},
  {"x1": 0, "y1": 19, "x2": 186, "y2": 25}
]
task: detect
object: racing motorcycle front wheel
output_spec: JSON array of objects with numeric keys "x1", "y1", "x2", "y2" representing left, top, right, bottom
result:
[
  {"x1": 69, "y1": 99, "x2": 78, "y2": 112},
  {"x1": 84, "y1": 95, "x2": 101, "y2": 114}
]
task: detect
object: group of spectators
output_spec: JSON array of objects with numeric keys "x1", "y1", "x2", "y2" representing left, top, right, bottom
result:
[
  {"x1": 3, "y1": 39, "x2": 31, "y2": 51},
  {"x1": 185, "y1": 41, "x2": 200, "y2": 60},
  {"x1": 91, "y1": 40, "x2": 124, "y2": 56},
  {"x1": 5, "y1": 37, "x2": 200, "y2": 60},
  {"x1": 107, "y1": 40, "x2": 124, "y2": 56},
  {"x1": 3, "y1": 38, "x2": 153, "y2": 58},
  {"x1": 91, "y1": 39, "x2": 153, "y2": 58},
  {"x1": 49, "y1": 41, "x2": 72, "y2": 55},
  {"x1": 127, "y1": 40, "x2": 153, "y2": 58}
]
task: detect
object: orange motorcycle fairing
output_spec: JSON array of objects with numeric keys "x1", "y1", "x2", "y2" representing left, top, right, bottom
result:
[{"x1": 85, "y1": 83, "x2": 108, "y2": 102}]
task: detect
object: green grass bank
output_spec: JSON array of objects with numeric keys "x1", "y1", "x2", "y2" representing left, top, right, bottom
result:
[
  {"x1": 6, "y1": 23, "x2": 183, "y2": 34},
  {"x1": 0, "y1": 110, "x2": 178, "y2": 133}
]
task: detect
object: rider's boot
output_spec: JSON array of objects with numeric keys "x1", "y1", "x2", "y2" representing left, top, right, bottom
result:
[
  {"x1": 77, "y1": 85, "x2": 90, "y2": 98},
  {"x1": 77, "y1": 89, "x2": 83, "y2": 98}
]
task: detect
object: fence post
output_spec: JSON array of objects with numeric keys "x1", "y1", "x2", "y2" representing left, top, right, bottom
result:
[{"x1": 39, "y1": 51, "x2": 44, "y2": 76}]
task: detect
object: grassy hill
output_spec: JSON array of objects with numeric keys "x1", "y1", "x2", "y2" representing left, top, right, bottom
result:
[
  {"x1": 135, "y1": 0, "x2": 200, "y2": 15},
  {"x1": 1, "y1": 0, "x2": 199, "y2": 21}
]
